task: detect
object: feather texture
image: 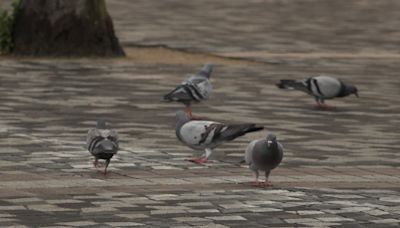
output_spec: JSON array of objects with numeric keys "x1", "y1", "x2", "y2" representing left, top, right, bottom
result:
[{"x1": 163, "y1": 64, "x2": 213, "y2": 106}]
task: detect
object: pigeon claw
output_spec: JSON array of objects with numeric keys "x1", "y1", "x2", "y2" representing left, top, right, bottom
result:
[
  {"x1": 188, "y1": 157, "x2": 210, "y2": 164},
  {"x1": 313, "y1": 104, "x2": 325, "y2": 110},
  {"x1": 261, "y1": 181, "x2": 273, "y2": 187},
  {"x1": 102, "y1": 168, "x2": 108, "y2": 176},
  {"x1": 249, "y1": 181, "x2": 273, "y2": 188},
  {"x1": 313, "y1": 104, "x2": 334, "y2": 111}
]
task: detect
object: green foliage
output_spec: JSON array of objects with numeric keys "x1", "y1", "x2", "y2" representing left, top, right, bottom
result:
[{"x1": 0, "y1": 0, "x2": 20, "y2": 54}]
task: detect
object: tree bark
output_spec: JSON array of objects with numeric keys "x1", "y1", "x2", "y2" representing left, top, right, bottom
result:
[{"x1": 12, "y1": 0, "x2": 125, "y2": 57}]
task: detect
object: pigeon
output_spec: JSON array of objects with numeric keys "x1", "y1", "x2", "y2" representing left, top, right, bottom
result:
[
  {"x1": 175, "y1": 110, "x2": 264, "y2": 164},
  {"x1": 245, "y1": 133, "x2": 283, "y2": 187},
  {"x1": 276, "y1": 75, "x2": 358, "y2": 109},
  {"x1": 86, "y1": 120, "x2": 119, "y2": 175},
  {"x1": 163, "y1": 64, "x2": 213, "y2": 119}
]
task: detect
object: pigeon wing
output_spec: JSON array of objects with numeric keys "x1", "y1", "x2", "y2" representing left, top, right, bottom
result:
[
  {"x1": 245, "y1": 139, "x2": 258, "y2": 165},
  {"x1": 163, "y1": 84, "x2": 195, "y2": 103},
  {"x1": 178, "y1": 120, "x2": 224, "y2": 149},
  {"x1": 215, "y1": 124, "x2": 264, "y2": 142},
  {"x1": 311, "y1": 76, "x2": 342, "y2": 98},
  {"x1": 86, "y1": 128, "x2": 101, "y2": 151},
  {"x1": 187, "y1": 76, "x2": 212, "y2": 100}
]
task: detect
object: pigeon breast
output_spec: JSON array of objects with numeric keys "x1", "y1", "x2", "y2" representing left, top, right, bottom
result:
[
  {"x1": 251, "y1": 140, "x2": 283, "y2": 171},
  {"x1": 87, "y1": 128, "x2": 119, "y2": 155}
]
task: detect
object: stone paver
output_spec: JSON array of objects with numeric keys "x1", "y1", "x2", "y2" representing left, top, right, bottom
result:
[
  {"x1": 108, "y1": 0, "x2": 400, "y2": 56},
  {"x1": 0, "y1": 0, "x2": 399, "y2": 227}
]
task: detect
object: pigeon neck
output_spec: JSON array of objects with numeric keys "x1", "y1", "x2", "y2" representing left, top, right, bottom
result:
[
  {"x1": 265, "y1": 141, "x2": 279, "y2": 156},
  {"x1": 199, "y1": 67, "x2": 212, "y2": 78},
  {"x1": 176, "y1": 120, "x2": 187, "y2": 131},
  {"x1": 176, "y1": 117, "x2": 190, "y2": 139}
]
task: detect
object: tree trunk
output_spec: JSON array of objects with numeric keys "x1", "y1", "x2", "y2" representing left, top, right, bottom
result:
[{"x1": 12, "y1": 0, "x2": 125, "y2": 57}]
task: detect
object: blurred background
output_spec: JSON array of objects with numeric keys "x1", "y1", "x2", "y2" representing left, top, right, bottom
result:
[{"x1": 0, "y1": 0, "x2": 399, "y2": 227}]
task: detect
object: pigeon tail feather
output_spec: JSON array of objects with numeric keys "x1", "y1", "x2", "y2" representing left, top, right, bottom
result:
[
  {"x1": 276, "y1": 79, "x2": 306, "y2": 90},
  {"x1": 219, "y1": 124, "x2": 264, "y2": 141},
  {"x1": 163, "y1": 84, "x2": 200, "y2": 104}
]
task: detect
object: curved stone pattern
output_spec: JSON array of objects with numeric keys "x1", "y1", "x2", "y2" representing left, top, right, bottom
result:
[
  {"x1": 0, "y1": 59, "x2": 399, "y2": 226},
  {"x1": 108, "y1": 0, "x2": 400, "y2": 56},
  {"x1": 0, "y1": 60, "x2": 398, "y2": 169}
]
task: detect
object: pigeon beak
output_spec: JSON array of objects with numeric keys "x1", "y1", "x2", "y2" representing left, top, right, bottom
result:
[
  {"x1": 355, "y1": 92, "x2": 359, "y2": 98},
  {"x1": 267, "y1": 140, "x2": 272, "y2": 147}
]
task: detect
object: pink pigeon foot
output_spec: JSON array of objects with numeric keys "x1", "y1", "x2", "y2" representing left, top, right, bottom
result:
[
  {"x1": 188, "y1": 157, "x2": 211, "y2": 164},
  {"x1": 261, "y1": 181, "x2": 273, "y2": 187},
  {"x1": 314, "y1": 104, "x2": 334, "y2": 110},
  {"x1": 250, "y1": 181, "x2": 261, "y2": 187}
]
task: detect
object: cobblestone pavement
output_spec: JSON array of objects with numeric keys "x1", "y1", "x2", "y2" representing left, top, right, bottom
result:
[
  {"x1": 109, "y1": 0, "x2": 400, "y2": 56},
  {"x1": 0, "y1": 0, "x2": 400, "y2": 227}
]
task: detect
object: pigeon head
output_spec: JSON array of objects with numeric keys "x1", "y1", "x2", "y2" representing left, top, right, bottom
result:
[
  {"x1": 96, "y1": 120, "x2": 107, "y2": 129},
  {"x1": 266, "y1": 134, "x2": 277, "y2": 148},
  {"x1": 341, "y1": 84, "x2": 359, "y2": 98},
  {"x1": 199, "y1": 64, "x2": 213, "y2": 78},
  {"x1": 347, "y1": 85, "x2": 358, "y2": 97}
]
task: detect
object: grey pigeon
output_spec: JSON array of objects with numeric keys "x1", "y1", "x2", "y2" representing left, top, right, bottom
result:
[
  {"x1": 86, "y1": 120, "x2": 119, "y2": 175},
  {"x1": 245, "y1": 133, "x2": 283, "y2": 187},
  {"x1": 163, "y1": 64, "x2": 213, "y2": 118},
  {"x1": 277, "y1": 75, "x2": 358, "y2": 108},
  {"x1": 176, "y1": 110, "x2": 264, "y2": 164}
]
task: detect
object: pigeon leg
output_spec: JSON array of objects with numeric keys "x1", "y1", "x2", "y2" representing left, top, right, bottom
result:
[
  {"x1": 314, "y1": 99, "x2": 334, "y2": 110},
  {"x1": 188, "y1": 153, "x2": 206, "y2": 164},
  {"x1": 262, "y1": 170, "x2": 273, "y2": 187},
  {"x1": 103, "y1": 159, "x2": 110, "y2": 176},
  {"x1": 313, "y1": 98, "x2": 324, "y2": 109},
  {"x1": 321, "y1": 102, "x2": 336, "y2": 110},
  {"x1": 250, "y1": 170, "x2": 260, "y2": 187},
  {"x1": 186, "y1": 105, "x2": 194, "y2": 119},
  {"x1": 93, "y1": 158, "x2": 98, "y2": 167},
  {"x1": 319, "y1": 99, "x2": 327, "y2": 109},
  {"x1": 188, "y1": 148, "x2": 212, "y2": 164},
  {"x1": 186, "y1": 105, "x2": 204, "y2": 120},
  {"x1": 204, "y1": 148, "x2": 212, "y2": 159},
  {"x1": 198, "y1": 148, "x2": 213, "y2": 163}
]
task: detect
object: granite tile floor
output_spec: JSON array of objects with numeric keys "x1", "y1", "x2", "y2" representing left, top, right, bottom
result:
[
  {"x1": 0, "y1": 58, "x2": 399, "y2": 227},
  {"x1": 0, "y1": 0, "x2": 400, "y2": 227}
]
